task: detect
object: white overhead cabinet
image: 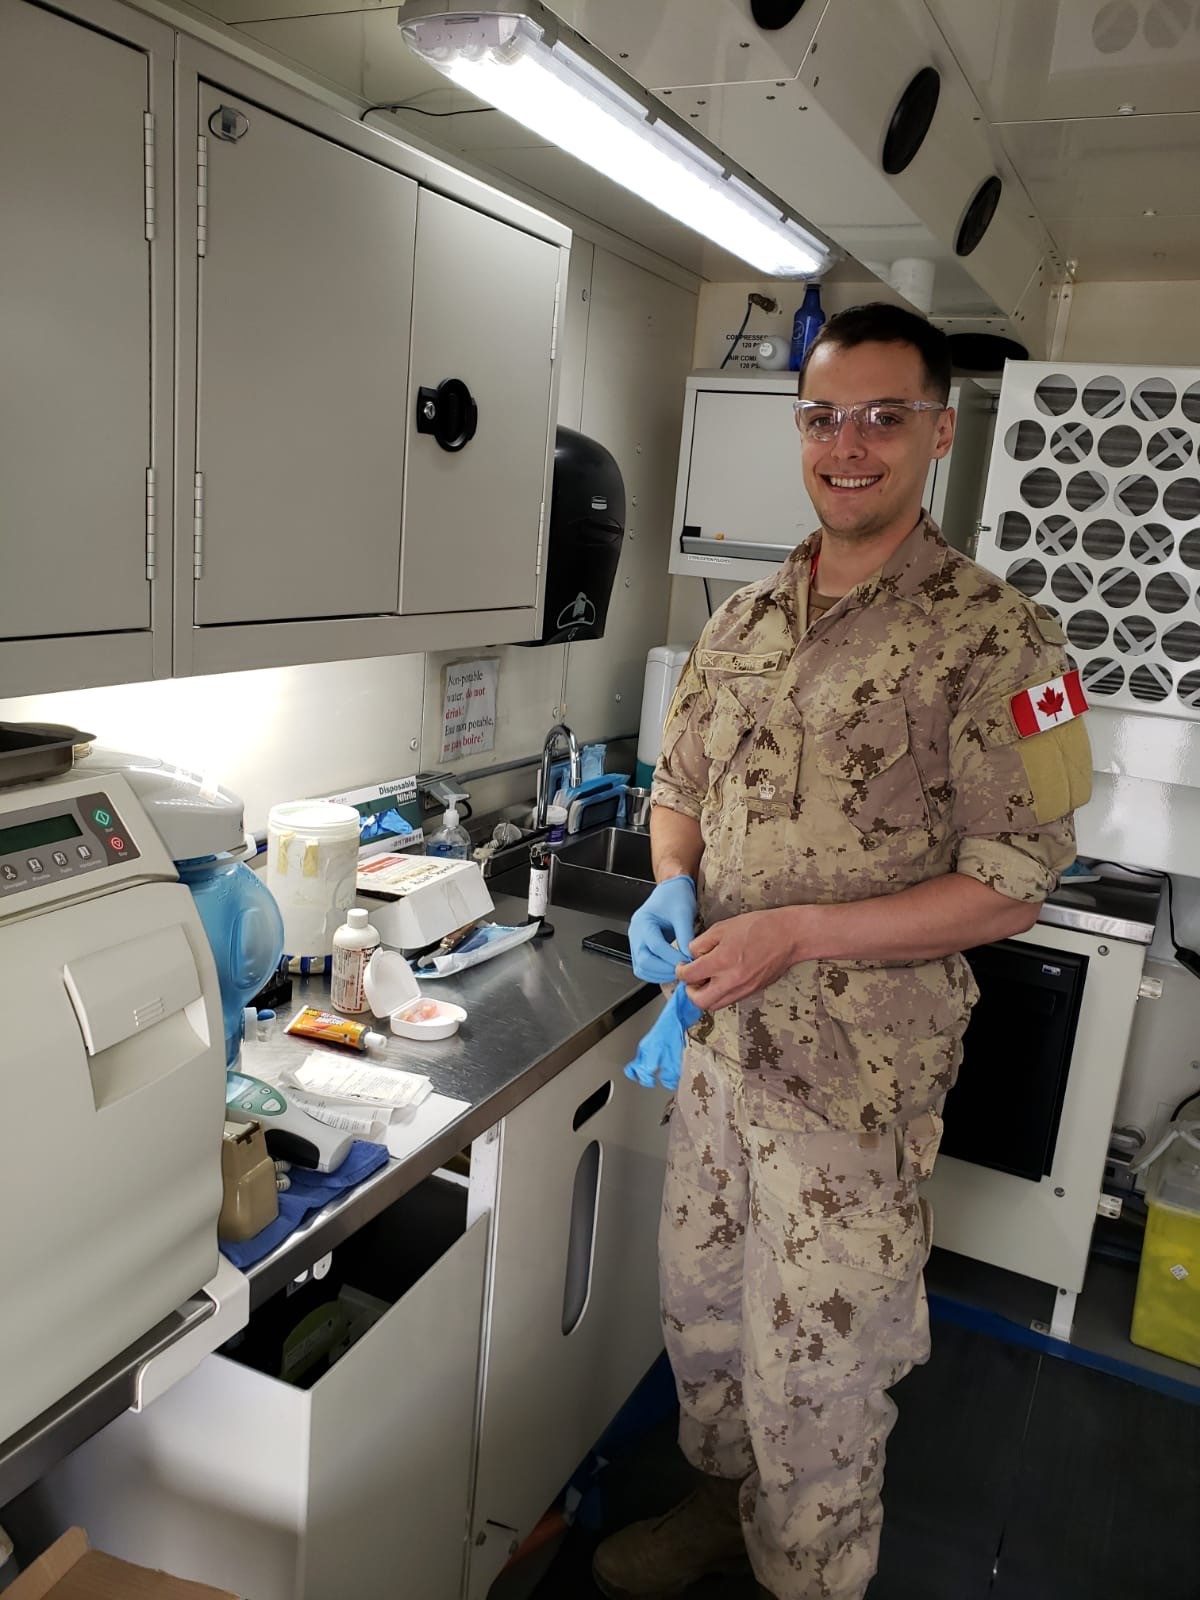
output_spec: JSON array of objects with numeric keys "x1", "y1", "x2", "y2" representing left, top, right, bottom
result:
[
  {"x1": 0, "y1": 0, "x2": 173, "y2": 696},
  {"x1": 1, "y1": 4, "x2": 566, "y2": 692},
  {"x1": 402, "y1": 190, "x2": 560, "y2": 617},
  {"x1": 174, "y1": 43, "x2": 567, "y2": 677},
  {"x1": 187, "y1": 83, "x2": 418, "y2": 629},
  {"x1": 669, "y1": 373, "x2": 996, "y2": 583}
]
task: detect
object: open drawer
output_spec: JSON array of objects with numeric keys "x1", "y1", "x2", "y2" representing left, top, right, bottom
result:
[{"x1": 30, "y1": 1174, "x2": 487, "y2": 1600}]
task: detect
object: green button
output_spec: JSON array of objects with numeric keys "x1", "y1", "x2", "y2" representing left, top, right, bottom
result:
[{"x1": 93, "y1": 808, "x2": 112, "y2": 827}]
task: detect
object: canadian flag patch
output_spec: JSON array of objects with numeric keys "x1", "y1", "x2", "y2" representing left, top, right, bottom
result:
[{"x1": 1009, "y1": 670, "x2": 1088, "y2": 737}]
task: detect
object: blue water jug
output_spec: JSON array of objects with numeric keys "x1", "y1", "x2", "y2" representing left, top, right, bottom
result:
[
  {"x1": 178, "y1": 855, "x2": 285, "y2": 1066},
  {"x1": 788, "y1": 281, "x2": 826, "y2": 371}
]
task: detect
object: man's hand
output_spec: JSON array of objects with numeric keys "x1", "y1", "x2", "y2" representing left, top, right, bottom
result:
[
  {"x1": 677, "y1": 909, "x2": 798, "y2": 1012},
  {"x1": 630, "y1": 875, "x2": 698, "y2": 984}
]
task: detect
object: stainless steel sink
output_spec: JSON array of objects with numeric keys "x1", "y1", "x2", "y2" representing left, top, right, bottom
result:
[{"x1": 549, "y1": 827, "x2": 653, "y2": 918}]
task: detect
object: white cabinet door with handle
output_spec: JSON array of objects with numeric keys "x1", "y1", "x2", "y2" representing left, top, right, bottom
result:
[{"x1": 402, "y1": 190, "x2": 562, "y2": 618}]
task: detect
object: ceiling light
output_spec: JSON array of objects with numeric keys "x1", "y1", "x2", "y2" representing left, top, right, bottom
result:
[{"x1": 399, "y1": 8, "x2": 837, "y2": 278}]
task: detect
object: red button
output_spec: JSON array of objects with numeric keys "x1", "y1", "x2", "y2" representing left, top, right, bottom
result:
[{"x1": 109, "y1": 835, "x2": 126, "y2": 852}]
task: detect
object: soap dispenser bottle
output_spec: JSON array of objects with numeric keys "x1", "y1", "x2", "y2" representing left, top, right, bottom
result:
[
  {"x1": 788, "y1": 281, "x2": 826, "y2": 371},
  {"x1": 426, "y1": 804, "x2": 471, "y2": 859}
]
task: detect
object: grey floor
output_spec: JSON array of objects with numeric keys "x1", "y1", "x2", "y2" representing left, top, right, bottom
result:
[{"x1": 524, "y1": 1321, "x2": 1200, "y2": 1600}]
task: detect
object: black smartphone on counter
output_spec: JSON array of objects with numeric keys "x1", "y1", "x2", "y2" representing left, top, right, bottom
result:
[{"x1": 581, "y1": 929, "x2": 633, "y2": 965}]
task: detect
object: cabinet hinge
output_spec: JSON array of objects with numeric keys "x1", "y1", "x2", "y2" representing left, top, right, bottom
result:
[
  {"x1": 550, "y1": 276, "x2": 562, "y2": 361},
  {"x1": 535, "y1": 497, "x2": 546, "y2": 577},
  {"x1": 143, "y1": 112, "x2": 156, "y2": 242},
  {"x1": 145, "y1": 467, "x2": 157, "y2": 581},
  {"x1": 193, "y1": 471, "x2": 205, "y2": 578},
  {"x1": 196, "y1": 133, "x2": 208, "y2": 258}
]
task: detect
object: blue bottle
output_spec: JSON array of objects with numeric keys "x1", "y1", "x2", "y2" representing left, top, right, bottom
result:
[
  {"x1": 788, "y1": 281, "x2": 825, "y2": 371},
  {"x1": 178, "y1": 855, "x2": 285, "y2": 1066}
]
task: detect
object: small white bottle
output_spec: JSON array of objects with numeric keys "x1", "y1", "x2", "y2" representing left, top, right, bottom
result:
[
  {"x1": 331, "y1": 908, "x2": 380, "y2": 1014},
  {"x1": 426, "y1": 804, "x2": 471, "y2": 859}
]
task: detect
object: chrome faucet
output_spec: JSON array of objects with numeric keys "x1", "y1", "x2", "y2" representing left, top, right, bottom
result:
[{"x1": 536, "y1": 722, "x2": 581, "y2": 828}]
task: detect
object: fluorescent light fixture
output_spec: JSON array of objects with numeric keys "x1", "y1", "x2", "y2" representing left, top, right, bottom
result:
[{"x1": 400, "y1": 10, "x2": 836, "y2": 278}]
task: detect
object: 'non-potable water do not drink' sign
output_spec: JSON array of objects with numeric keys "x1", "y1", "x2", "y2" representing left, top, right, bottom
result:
[{"x1": 439, "y1": 658, "x2": 499, "y2": 763}]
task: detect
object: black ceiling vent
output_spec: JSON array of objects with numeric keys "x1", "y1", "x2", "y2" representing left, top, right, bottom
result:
[
  {"x1": 948, "y1": 332, "x2": 1028, "y2": 373},
  {"x1": 957, "y1": 175, "x2": 1003, "y2": 256},
  {"x1": 881, "y1": 66, "x2": 940, "y2": 174},
  {"x1": 750, "y1": 0, "x2": 810, "y2": 29}
]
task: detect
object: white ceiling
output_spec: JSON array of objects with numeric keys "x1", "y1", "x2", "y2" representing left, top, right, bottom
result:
[
  {"x1": 203, "y1": 0, "x2": 1200, "y2": 289},
  {"x1": 924, "y1": 0, "x2": 1200, "y2": 280}
]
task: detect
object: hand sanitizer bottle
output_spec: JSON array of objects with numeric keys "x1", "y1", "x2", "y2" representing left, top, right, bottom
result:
[{"x1": 426, "y1": 804, "x2": 471, "y2": 859}]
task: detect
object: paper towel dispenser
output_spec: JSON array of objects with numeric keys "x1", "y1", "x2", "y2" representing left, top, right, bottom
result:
[{"x1": 525, "y1": 427, "x2": 625, "y2": 645}]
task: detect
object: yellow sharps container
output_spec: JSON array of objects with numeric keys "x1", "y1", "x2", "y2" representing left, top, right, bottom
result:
[{"x1": 1131, "y1": 1124, "x2": 1200, "y2": 1368}]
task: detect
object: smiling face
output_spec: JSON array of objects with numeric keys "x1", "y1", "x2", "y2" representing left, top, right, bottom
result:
[{"x1": 799, "y1": 339, "x2": 955, "y2": 546}]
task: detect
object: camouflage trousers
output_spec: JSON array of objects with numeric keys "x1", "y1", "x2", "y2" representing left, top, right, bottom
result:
[{"x1": 660, "y1": 1040, "x2": 941, "y2": 1600}]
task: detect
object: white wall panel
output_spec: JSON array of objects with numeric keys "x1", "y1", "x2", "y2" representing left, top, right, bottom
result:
[
  {"x1": 563, "y1": 249, "x2": 698, "y2": 745},
  {"x1": 0, "y1": 656, "x2": 425, "y2": 834}
]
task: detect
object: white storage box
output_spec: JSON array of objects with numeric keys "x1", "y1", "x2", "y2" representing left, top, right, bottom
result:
[
  {"x1": 355, "y1": 852, "x2": 493, "y2": 951},
  {"x1": 31, "y1": 1177, "x2": 487, "y2": 1600}
]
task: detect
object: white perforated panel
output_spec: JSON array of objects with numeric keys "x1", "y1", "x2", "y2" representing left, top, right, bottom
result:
[{"x1": 978, "y1": 361, "x2": 1200, "y2": 718}]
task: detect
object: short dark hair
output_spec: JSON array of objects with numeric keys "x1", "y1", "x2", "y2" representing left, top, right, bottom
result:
[{"x1": 798, "y1": 301, "x2": 952, "y2": 402}]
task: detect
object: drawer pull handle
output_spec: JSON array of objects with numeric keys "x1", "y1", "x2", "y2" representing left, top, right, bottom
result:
[
  {"x1": 562, "y1": 1140, "x2": 601, "y2": 1336},
  {"x1": 573, "y1": 1080, "x2": 613, "y2": 1132}
]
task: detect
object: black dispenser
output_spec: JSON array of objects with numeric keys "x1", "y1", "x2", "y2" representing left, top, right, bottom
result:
[{"x1": 525, "y1": 427, "x2": 625, "y2": 645}]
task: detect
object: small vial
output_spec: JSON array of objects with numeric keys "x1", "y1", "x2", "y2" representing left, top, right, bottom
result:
[{"x1": 527, "y1": 842, "x2": 554, "y2": 938}]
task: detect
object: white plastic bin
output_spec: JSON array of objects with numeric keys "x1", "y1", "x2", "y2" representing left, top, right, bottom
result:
[
  {"x1": 34, "y1": 1177, "x2": 487, "y2": 1600},
  {"x1": 266, "y1": 800, "x2": 360, "y2": 958}
]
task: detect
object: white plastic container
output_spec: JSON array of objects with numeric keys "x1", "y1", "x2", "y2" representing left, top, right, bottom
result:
[
  {"x1": 637, "y1": 645, "x2": 691, "y2": 787},
  {"x1": 364, "y1": 948, "x2": 467, "y2": 1041},
  {"x1": 331, "y1": 908, "x2": 380, "y2": 1015},
  {"x1": 266, "y1": 800, "x2": 360, "y2": 959},
  {"x1": 355, "y1": 853, "x2": 494, "y2": 953}
]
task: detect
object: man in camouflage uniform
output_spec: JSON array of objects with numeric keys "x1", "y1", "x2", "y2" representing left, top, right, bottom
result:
[{"x1": 594, "y1": 305, "x2": 1092, "y2": 1600}]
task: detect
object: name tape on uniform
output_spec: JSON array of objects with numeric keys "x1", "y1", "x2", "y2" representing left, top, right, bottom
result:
[{"x1": 1009, "y1": 669, "x2": 1088, "y2": 738}]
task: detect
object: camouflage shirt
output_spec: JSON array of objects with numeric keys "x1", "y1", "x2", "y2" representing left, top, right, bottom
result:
[{"x1": 652, "y1": 515, "x2": 1092, "y2": 1133}]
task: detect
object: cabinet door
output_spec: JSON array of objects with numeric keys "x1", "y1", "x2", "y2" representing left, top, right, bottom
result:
[
  {"x1": 0, "y1": 0, "x2": 151, "y2": 640},
  {"x1": 468, "y1": 1001, "x2": 667, "y2": 1598},
  {"x1": 191, "y1": 83, "x2": 417, "y2": 625},
  {"x1": 402, "y1": 191, "x2": 560, "y2": 616}
]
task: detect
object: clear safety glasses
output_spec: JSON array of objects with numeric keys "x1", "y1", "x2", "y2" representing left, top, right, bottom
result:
[{"x1": 793, "y1": 398, "x2": 946, "y2": 442}]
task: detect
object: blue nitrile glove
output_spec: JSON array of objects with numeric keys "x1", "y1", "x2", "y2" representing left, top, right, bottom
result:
[
  {"x1": 629, "y1": 875, "x2": 698, "y2": 984},
  {"x1": 625, "y1": 983, "x2": 704, "y2": 1091}
]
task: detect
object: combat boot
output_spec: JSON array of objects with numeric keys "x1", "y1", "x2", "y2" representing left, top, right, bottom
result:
[{"x1": 591, "y1": 1472, "x2": 748, "y2": 1598}]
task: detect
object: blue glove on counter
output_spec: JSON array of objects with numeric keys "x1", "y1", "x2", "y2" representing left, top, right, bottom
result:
[
  {"x1": 629, "y1": 875, "x2": 697, "y2": 984},
  {"x1": 625, "y1": 983, "x2": 703, "y2": 1092}
]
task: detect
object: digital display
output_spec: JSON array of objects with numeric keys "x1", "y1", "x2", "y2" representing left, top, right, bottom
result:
[{"x1": 0, "y1": 813, "x2": 84, "y2": 855}]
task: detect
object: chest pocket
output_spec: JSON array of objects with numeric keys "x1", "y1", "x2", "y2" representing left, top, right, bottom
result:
[
  {"x1": 812, "y1": 697, "x2": 930, "y2": 835},
  {"x1": 700, "y1": 660, "x2": 783, "y2": 800}
]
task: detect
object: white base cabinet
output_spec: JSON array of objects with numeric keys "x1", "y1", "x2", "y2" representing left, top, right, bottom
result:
[
  {"x1": 467, "y1": 1002, "x2": 669, "y2": 1599},
  {"x1": 35, "y1": 1187, "x2": 488, "y2": 1600}
]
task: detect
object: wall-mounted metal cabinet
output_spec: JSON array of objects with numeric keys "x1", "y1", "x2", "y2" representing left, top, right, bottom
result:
[
  {"x1": 0, "y1": 0, "x2": 175, "y2": 697},
  {"x1": 0, "y1": 0, "x2": 568, "y2": 695},
  {"x1": 668, "y1": 371, "x2": 995, "y2": 585},
  {"x1": 175, "y1": 42, "x2": 568, "y2": 678}
]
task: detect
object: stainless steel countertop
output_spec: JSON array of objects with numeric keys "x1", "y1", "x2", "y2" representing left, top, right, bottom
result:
[
  {"x1": 0, "y1": 895, "x2": 654, "y2": 1507},
  {"x1": 1038, "y1": 863, "x2": 1163, "y2": 945},
  {"x1": 244, "y1": 896, "x2": 654, "y2": 1306}
]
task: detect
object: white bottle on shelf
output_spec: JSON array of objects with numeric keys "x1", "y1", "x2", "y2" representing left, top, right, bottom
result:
[{"x1": 331, "y1": 908, "x2": 380, "y2": 1014}]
